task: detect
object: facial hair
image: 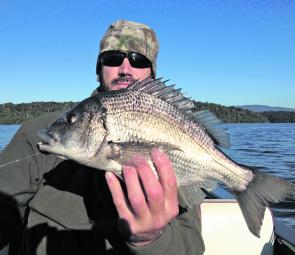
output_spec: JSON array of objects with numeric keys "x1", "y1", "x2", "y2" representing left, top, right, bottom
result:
[{"x1": 111, "y1": 75, "x2": 135, "y2": 86}]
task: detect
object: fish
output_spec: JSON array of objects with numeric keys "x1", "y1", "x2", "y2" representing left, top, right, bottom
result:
[{"x1": 37, "y1": 78, "x2": 295, "y2": 237}]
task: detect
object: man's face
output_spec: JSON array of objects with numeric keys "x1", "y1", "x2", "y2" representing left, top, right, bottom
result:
[{"x1": 101, "y1": 56, "x2": 152, "y2": 91}]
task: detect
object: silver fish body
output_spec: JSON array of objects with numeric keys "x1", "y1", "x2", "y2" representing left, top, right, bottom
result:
[{"x1": 38, "y1": 78, "x2": 295, "y2": 237}]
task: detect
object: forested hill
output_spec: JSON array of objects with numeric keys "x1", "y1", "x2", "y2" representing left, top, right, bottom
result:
[
  {"x1": 0, "y1": 101, "x2": 294, "y2": 124},
  {"x1": 0, "y1": 102, "x2": 76, "y2": 124},
  {"x1": 193, "y1": 102, "x2": 295, "y2": 123},
  {"x1": 193, "y1": 102, "x2": 269, "y2": 123}
]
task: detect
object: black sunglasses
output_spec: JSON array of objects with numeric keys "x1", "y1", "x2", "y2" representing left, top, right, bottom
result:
[{"x1": 100, "y1": 51, "x2": 151, "y2": 69}]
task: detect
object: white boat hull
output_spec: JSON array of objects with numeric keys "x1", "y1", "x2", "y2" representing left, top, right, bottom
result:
[{"x1": 201, "y1": 199, "x2": 274, "y2": 255}]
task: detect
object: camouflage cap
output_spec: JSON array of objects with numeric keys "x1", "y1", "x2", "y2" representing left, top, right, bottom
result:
[{"x1": 98, "y1": 19, "x2": 159, "y2": 77}]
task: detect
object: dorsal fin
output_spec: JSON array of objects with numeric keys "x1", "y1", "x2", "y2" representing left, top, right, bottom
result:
[
  {"x1": 192, "y1": 110, "x2": 230, "y2": 148},
  {"x1": 127, "y1": 78, "x2": 230, "y2": 148},
  {"x1": 127, "y1": 78, "x2": 195, "y2": 111}
]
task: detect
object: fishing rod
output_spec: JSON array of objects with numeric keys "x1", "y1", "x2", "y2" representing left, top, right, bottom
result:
[{"x1": 0, "y1": 152, "x2": 40, "y2": 168}]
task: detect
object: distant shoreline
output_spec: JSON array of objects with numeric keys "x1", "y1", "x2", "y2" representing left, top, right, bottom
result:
[{"x1": 1, "y1": 101, "x2": 295, "y2": 124}]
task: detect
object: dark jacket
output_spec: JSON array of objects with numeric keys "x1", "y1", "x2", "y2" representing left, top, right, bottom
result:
[{"x1": 0, "y1": 109, "x2": 205, "y2": 255}]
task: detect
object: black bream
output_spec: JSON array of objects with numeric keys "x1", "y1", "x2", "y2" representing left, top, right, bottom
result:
[{"x1": 37, "y1": 78, "x2": 295, "y2": 237}]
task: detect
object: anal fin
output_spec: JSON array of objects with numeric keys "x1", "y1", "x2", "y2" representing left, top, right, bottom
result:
[{"x1": 178, "y1": 185, "x2": 206, "y2": 208}]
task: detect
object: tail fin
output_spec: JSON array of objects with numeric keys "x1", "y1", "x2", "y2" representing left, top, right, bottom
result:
[{"x1": 233, "y1": 169, "x2": 295, "y2": 237}]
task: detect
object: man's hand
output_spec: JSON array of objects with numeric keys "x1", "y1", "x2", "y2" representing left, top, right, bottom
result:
[{"x1": 105, "y1": 148, "x2": 179, "y2": 246}]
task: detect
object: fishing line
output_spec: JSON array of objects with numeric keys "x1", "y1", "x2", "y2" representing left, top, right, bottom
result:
[{"x1": 0, "y1": 152, "x2": 40, "y2": 168}]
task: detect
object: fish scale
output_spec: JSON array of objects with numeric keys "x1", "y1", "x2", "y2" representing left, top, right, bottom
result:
[{"x1": 103, "y1": 101, "x2": 251, "y2": 190}]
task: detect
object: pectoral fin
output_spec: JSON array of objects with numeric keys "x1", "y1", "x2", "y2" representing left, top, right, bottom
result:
[{"x1": 108, "y1": 141, "x2": 181, "y2": 165}]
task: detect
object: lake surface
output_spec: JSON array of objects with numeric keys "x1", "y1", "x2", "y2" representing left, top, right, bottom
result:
[
  {"x1": 220, "y1": 123, "x2": 295, "y2": 229},
  {"x1": 0, "y1": 125, "x2": 20, "y2": 152},
  {"x1": 0, "y1": 123, "x2": 295, "y2": 229}
]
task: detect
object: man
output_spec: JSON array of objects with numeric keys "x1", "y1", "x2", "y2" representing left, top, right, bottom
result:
[{"x1": 0, "y1": 20, "x2": 205, "y2": 255}]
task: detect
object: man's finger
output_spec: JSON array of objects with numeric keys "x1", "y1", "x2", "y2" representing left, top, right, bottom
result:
[
  {"x1": 150, "y1": 148, "x2": 178, "y2": 212},
  {"x1": 105, "y1": 171, "x2": 133, "y2": 221},
  {"x1": 131, "y1": 155, "x2": 165, "y2": 214},
  {"x1": 122, "y1": 165, "x2": 149, "y2": 218}
]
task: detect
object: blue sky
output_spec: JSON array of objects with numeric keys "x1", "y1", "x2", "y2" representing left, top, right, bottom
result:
[{"x1": 1, "y1": 0, "x2": 294, "y2": 108}]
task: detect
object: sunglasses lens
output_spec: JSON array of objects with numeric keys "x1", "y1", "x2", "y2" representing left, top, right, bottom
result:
[
  {"x1": 129, "y1": 53, "x2": 151, "y2": 68},
  {"x1": 101, "y1": 52, "x2": 124, "y2": 67}
]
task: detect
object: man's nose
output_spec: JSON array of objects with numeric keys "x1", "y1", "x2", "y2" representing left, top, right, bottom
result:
[{"x1": 118, "y1": 57, "x2": 132, "y2": 75}]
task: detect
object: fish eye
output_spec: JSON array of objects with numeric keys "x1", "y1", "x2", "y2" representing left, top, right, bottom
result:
[{"x1": 66, "y1": 112, "x2": 78, "y2": 124}]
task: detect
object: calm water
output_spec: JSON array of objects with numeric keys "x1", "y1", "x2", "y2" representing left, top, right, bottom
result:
[
  {"x1": 0, "y1": 123, "x2": 294, "y2": 228},
  {"x1": 0, "y1": 125, "x2": 20, "y2": 152},
  {"x1": 220, "y1": 123, "x2": 295, "y2": 229}
]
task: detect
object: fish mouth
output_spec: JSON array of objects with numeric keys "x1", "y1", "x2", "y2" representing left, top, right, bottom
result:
[{"x1": 37, "y1": 129, "x2": 59, "y2": 152}]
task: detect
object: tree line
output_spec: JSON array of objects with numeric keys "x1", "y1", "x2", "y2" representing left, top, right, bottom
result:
[
  {"x1": 0, "y1": 102, "x2": 76, "y2": 124},
  {"x1": 0, "y1": 101, "x2": 294, "y2": 125}
]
